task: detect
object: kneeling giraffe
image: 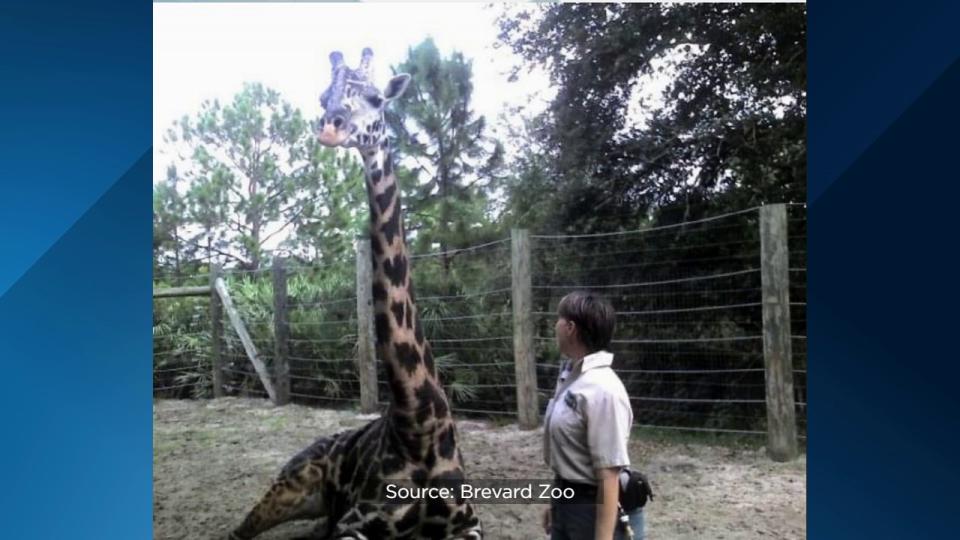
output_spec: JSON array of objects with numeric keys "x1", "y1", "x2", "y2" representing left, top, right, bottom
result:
[{"x1": 227, "y1": 48, "x2": 482, "y2": 539}]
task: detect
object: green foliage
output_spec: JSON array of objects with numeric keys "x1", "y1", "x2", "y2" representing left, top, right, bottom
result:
[
  {"x1": 497, "y1": 3, "x2": 806, "y2": 232},
  {"x1": 160, "y1": 83, "x2": 366, "y2": 272},
  {"x1": 387, "y1": 38, "x2": 506, "y2": 265}
]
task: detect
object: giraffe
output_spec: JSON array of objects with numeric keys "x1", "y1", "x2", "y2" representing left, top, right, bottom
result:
[{"x1": 227, "y1": 48, "x2": 482, "y2": 540}]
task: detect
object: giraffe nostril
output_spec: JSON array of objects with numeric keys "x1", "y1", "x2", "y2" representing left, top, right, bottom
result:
[{"x1": 333, "y1": 117, "x2": 344, "y2": 129}]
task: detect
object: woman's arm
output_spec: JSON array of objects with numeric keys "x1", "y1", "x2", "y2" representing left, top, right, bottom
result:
[{"x1": 595, "y1": 467, "x2": 620, "y2": 540}]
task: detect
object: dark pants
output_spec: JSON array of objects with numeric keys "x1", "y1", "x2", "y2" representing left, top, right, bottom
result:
[{"x1": 549, "y1": 482, "x2": 645, "y2": 540}]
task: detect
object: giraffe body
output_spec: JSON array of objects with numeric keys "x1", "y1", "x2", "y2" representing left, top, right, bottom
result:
[{"x1": 229, "y1": 48, "x2": 482, "y2": 539}]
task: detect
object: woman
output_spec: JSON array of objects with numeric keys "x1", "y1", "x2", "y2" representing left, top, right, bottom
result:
[{"x1": 542, "y1": 291, "x2": 644, "y2": 540}]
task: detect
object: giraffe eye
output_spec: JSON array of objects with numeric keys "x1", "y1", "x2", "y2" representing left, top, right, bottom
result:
[{"x1": 366, "y1": 95, "x2": 383, "y2": 109}]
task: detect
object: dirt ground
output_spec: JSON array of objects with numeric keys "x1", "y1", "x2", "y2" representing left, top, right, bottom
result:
[{"x1": 154, "y1": 398, "x2": 805, "y2": 540}]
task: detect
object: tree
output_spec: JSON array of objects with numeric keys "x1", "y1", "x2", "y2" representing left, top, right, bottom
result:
[
  {"x1": 386, "y1": 38, "x2": 505, "y2": 273},
  {"x1": 153, "y1": 165, "x2": 189, "y2": 279},
  {"x1": 498, "y1": 3, "x2": 806, "y2": 231},
  {"x1": 161, "y1": 83, "x2": 365, "y2": 271}
]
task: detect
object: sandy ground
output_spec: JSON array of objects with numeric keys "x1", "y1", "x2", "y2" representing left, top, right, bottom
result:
[{"x1": 154, "y1": 398, "x2": 805, "y2": 540}]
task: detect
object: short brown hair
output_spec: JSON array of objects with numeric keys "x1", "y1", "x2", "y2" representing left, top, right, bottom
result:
[{"x1": 557, "y1": 291, "x2": 616, "y2": 353}]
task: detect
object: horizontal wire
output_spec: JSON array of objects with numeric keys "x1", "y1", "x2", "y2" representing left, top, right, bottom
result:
[
  {"x1": 451, "y1": 407, "x2": 518, "y2": 416},
  {"x1": 538, "y1": 220, "x2": 762, "y2": 247},
  {"x1": 632, "y1": 407, "x2": 768, "y2": 421},
  {"x1": 440, "y1": 362, "x2": 515, "y2": 368},
  {"x1": 290, "y1": 297, "x2": 357, "y2": 308},
  {"x1": 287, "y1": 356, "x2": 354, "y2": 364},
  {"x1": 288, "y1": 391, "x2": 359, "y2": 402},
  {"x1": 417, "y1": 288, "x2": 512, "y2": 301},
  {"x1": 631, "y1": 396, "x2": 765, "y2": 404},
  {"x1": 534, "y1": 302, "x2": 761, "y2": 317},
  {"x1": 409, "y1": 238, "x2": 511, "y2": 259},
  {"x1": 153, "y1": 365, "x2": 209, "y2": 374},
  {"x1": 616, "y1": 367, "x2": 765, "y2": 374},
  {"x1": 287, "y1": 373, "x2": 357, "y2": 383},
  {"x1": 154, "y1": 382, "x2": 205, "y2": 392},
  {"x1": 531, "y1": 207, "x2": 760, "y2": 239},
  {"x1": 422, "y1": 313, "x2": 511, "y2": 322},
  {"x1": 430, "y1": 336, "x2": 512, "y2": 343},
  {"x1": 533, "y1": 268, "x2": 760, "y2": 290},
  {"x1": 533, "y1": 238, "x2": 762, "y2": 260},
  {"x1": 533, "y1": 253, "x2": 762, "y2": 278},
  {"x1": 532, "y1": 286, "x2": 763, "y2": 301},
  {"x1": 533, "y1": 335, "x2": 761, "y2": 344},
  {"x1": 632, "y1": 423, "x2": 765, "y2": 436},
  {"x1": 290, "y1": 319, "x2": 358, "y2": 327}
]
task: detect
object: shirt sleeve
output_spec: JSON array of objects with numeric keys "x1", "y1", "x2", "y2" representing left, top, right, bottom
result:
[{"x1": 584, "y1": 387, "x2": 632, "y2": 471}]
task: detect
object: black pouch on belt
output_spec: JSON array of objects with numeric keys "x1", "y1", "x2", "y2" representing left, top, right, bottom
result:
[{"x1": 618, "y1": 468, "x2": 654, "y2": 512}]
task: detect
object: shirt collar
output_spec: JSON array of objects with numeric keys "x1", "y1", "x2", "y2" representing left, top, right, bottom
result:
[{"x1": 581, "y1": 350, "x2": 613, "y2": 372}]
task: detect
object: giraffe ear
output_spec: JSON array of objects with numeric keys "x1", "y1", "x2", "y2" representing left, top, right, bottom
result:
[{"x1": 383, "y1": 74, "x2": 411, "y2": 102}]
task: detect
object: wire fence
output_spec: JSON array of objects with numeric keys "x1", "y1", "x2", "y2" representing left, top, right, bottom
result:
[{"x1": 153, "y1": 205, "x2": 807, "y2": 438}]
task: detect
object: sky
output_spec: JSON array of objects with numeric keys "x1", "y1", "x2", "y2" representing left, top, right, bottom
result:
[{"x1": 153, "y1": 2, "x2": 555, "y2": 183}]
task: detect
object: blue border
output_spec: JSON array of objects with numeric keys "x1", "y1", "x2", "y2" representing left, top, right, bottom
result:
[
  {"x1": 809, "y1": 1, "x2": 960, "y2": 537},
  {"x1": 2, "y1": 1, "x2": 960, "y2": 537},
  {"x1": 0, "y1": 1, "x2": 151, "y2": 538}
]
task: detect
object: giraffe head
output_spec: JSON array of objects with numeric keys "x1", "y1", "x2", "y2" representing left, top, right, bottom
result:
[{"x1": 317, "y1": 48, "x2": 411, "y2": 150}]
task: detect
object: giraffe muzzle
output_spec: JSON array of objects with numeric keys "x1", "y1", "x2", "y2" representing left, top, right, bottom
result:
[{"x1": 318, "y1": 122, "x2": 349, "y2": 147}]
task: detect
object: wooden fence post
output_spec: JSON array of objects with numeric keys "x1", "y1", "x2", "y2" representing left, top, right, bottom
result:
[
  {"x1": 356, "y1": 238, "x2": 379, "y2": 413},
  {"x1": 760, "y1": 204, "x2": 799, "y2": 461},
  {"x1": 273, "y1": 258, "x2": 291, "y2": 406},
  {"x1": 512, "y1": 229, "x2": 539, "y2": 429},
  {"x1": 209, "y1": 264, "x2": 225, "y2": 398}
]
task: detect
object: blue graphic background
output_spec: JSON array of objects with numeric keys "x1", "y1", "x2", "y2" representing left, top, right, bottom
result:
[{"x1": 1, "y1": 1, "x2": 959, "y2": 537}]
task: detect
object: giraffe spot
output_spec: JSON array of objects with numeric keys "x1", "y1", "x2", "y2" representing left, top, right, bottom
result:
[
  {"x1": 437, "y1": 426, "x2": 456, "y2": 460},
  {"x1": 370, "y1": 168, "x2": 383, "y2": 185},
  {"x1": 405, "y1": 300, "x2": 415, "y2": 329},
  {"x1": 394, "y1": 342, "x2": 422, "y2": 375},
  {"x1": 390, "y1": 300, "x2": 406, "y2": 328},
  {"x1": 370, "y1": 233, "x2": 384, "y2": 256},
  {"x1": 360, "y1": 517, "x2": 390, "y2": 538},
  {"x1": 375, "y1": 313, "x2": 392, "y2": 346},
  {"x1": 432, "y1": 469, "x2": 465, "y2": 505},
  {"x1": 395, "y1": 503, "x2": 421, "y2": 534},
  {"x1": 404, "y1": 433, "x2": 423, "y2": 461},
  {"x1": 385, "y1": 364, "x2": 409, "y2": 410},
  {"x1": 411, "y1": 467, "x2": 428, "y2": 488},
  {"x1": 414, "y1": 381, "x2": 448, "y2": 424},
  {"x1": 391, "y1": 409, "x2": 414, "y2": 432},
  {"x1": 381, "y1": 204, "x2": 401, "y2": 246},
  {"x1": 372, "y1": 282, "x2": 387, "y2": 303},
  {"x1": 382, "y1": 253, "x2": 407, "y2": 287},
  {"x1": 375, "y1": 184, "x2": 396, "y2": 214},
  {"x1": 425, "y1": 495, "x2": 452, "y2": 521},
  {"x1": 423, "y1": 344, "x2": 436, "y2": 376},
  {"x1": 380, "y1": 452, "x2": 405, "y2": 476},
  {"x1": 413, "y1": 311, "x2": 424, "y2": 344},
  {"x1": 384, "y1": 152, "x2": 393, "y2": 176},
  {"x1": 423, "y1": 444, "x2": 438, "y2": 469},
  {"x1": 421, "y1": 522, "x2": 449, "y2": 539}
]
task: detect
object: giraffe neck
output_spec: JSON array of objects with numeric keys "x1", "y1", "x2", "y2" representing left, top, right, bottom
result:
[{"x1": 360, "y1": 141, "x2": 449, "y2": 435}]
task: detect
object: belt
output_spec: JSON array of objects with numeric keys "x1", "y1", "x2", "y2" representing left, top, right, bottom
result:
[{"x1": 554, "y1": 476, "x2": 598, "y2": 500}]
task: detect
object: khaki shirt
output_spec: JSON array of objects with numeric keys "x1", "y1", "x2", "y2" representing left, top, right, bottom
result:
[{"x1": 543, "y1": 351, "x2": 633, "y2": 485}]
